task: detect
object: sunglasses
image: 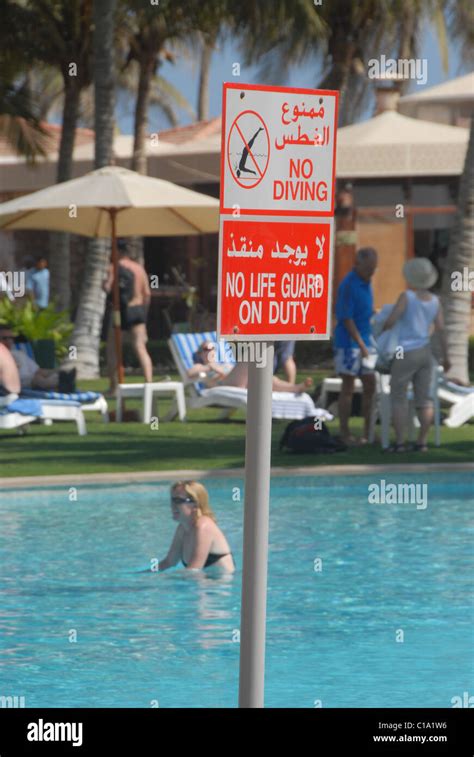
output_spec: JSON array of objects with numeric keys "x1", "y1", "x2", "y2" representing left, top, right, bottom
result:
[{"x1": 171, "y1": 495, "x2": 196, "y2": 505}]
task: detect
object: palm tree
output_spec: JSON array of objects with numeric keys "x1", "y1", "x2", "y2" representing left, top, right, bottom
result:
[
  {"x1": 0, "y1": 0, "x2": 51, "y2": 161},
  {"x1": 119, "y1": 64, "x2": 194, "y2": 130},
  {"x1": 70, "y1": 0, "x2": 117, "y2": 379},
  {"x1": 197, "y1": 33, "x2": 216, "y2": 122},
  {"x1": 0, "y1": 77, "x2": 51, "y2": 162},
  {"x1": 237, "y1": 0, "x2": 447, "y2": 125},
  {"x1": 440, "y1": 0, "x2": 474, "y2": 384},
  {"x1": 116, "y1": 0, "x2": 196, "y2": 263},
  {"x1": 21, "y1": 0, "x2": 94, "y2": 311},
  {"x1": 193, "y1": 0, "x2": 235, "y2": 121},
  {"x1": 120, "y1": 0, "x2": 193, "y2": 175}
]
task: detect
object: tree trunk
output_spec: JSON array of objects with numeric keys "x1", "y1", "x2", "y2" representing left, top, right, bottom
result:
[
  {"x1": 129, "y1": 57, "x2": 154, "y2": 265},
  {"x1": 197, "y1": 35, "x2": 215, "y2": 122},
  {"x1": 93, "y1": 0, "x2": 117, "y2": 168},
  {"x1": 132, "y1": 58, "x2": 153, "y2": 175},
  {"x1": 441, "y1": 118, "x2": 474, "y2": 385},
  {"x1": 49, "y1": 81, "x2": 80, "y2": 311},
  {"x1": 397, "y1": 2, "x2": 417, "y2": 96},
  {"x1": 318, "y1": 33, "x2": 355, "y2": 126},
  {"x1": 71, "y1": 0, "x2": 117, "y2": 378}
]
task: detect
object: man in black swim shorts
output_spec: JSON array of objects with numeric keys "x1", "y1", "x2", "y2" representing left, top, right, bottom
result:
[{"x1": 103, "y1": 241, "x2": 153, "y2": 395}]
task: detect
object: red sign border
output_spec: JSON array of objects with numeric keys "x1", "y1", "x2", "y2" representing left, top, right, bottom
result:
[
  {"x1": 227, "y1": 109, "x2": 271, "y2": 190},
  {"x1": 220, "y1": 82, "x2": 339, "y2": 218},
  {"x1": 216, "y1": 216, "x2": 334, "y2": 342}
]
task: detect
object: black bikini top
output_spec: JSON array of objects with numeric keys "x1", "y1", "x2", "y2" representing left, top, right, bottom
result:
[{"x1": 182, "y1": 552, "x2": 233, "y2": 568}]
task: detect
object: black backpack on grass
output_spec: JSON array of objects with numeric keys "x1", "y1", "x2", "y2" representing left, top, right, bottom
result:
[{"x1": 279, "y1": 416, "x2": 347, "y2": 454}]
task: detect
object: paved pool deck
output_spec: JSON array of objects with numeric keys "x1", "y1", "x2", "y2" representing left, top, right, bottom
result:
[{"x1": 1, "y1": 462, "x2": 473, "y2": 488}]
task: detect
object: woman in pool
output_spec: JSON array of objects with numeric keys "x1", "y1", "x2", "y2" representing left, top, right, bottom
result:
[{"x1": 158, "y1": 481, "x2": 235, "y2": 573}]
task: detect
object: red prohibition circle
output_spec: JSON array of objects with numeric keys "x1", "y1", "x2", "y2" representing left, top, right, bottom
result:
[{"x1": 227, "y1": 110, "x2": 270, "y2": 189}]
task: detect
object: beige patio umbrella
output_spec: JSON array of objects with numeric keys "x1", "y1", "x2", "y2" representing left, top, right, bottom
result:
[{"x1": 0, "y1": 165, "x2": 219, "y2": 384}]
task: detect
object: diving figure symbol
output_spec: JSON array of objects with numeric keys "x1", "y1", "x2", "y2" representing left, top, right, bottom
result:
[{"x1": 236, "y1": 127, "x2": 264, "y2": 177}]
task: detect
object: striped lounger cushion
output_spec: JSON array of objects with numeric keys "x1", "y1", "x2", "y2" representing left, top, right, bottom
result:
[
  {"x1": 20, "y1": 389, "x2": 102, "y2": 403},
  {"x1": 171, "y1": 332, "x2": 333, "y2": 421}
]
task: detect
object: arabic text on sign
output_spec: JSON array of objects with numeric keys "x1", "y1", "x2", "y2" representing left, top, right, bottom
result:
[
  {"x1": 281, "y1": 102, "x2": 325, "y2": 125},
  {"x1": 275, "y1": 125, "x2": 330, "y2": 151}
]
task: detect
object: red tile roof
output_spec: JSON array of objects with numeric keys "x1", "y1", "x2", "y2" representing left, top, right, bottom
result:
[
  {"x1": 158, "y1": 117, "x2": 221, "y2": 144},
  {"x1": 0, "y1": 117, "x2": 220, "y2": 159},
  {"x1": 0, "y1": 121, "x2": 94, "y2": 158}
]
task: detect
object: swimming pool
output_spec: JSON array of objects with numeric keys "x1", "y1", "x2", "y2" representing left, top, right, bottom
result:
[{"x1": 0, "y1": 473, "x2": 472, "y2": 708}]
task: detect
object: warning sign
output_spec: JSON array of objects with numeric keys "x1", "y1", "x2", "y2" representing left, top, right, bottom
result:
[
  {"x1": 217, "y1": 217, "x2": 334, "y2": 340},
  {"x1": 218, "y1": 83, "x2": 338, "y2": 341},
  {"x1": 221, "y1": 83, "x2": 338, "y2": 217}
]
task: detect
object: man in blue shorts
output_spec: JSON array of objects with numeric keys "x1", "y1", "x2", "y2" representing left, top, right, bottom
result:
[
  {"x1": 273, "y1": 341, "x2": 296, "y2": 383},
  {"x1": 334, "y1": 247, "x2": 378, "y2": 444}
]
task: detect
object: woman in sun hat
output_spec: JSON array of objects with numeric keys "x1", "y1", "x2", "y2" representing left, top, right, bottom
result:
[{"x1": 381, "y1": 257, "x2": 450, "y2": 452}]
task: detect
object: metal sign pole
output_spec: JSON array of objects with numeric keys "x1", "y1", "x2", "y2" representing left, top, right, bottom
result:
[{"x1": 238, "y1": 342, "x2": 274, "y2": 708}]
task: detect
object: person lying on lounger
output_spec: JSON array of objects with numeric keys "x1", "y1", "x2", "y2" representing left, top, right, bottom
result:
[
  {"x1": 187, "y1": 341, "x2": 313, "y2": 393},
  {"x1": 0, "y1": 341, "x2": 21, "y2": 395},
  {"x1": 0, "y1": 325, "x2": 76, "y2": 392},
  {"x1": 158, "y1": 481, "x2": 235, "y2": 572}
]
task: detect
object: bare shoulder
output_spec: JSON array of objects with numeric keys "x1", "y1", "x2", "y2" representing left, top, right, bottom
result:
[{"x1": 195, "y1": 515, "x2": 215, "y2": 532}]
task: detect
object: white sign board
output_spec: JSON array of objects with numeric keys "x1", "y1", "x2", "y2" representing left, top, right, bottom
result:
[{"x1": 220, "y1": 83, "x2": 338, "y2": 217}]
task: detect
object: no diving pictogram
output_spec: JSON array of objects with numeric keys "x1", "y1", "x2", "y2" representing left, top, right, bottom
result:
[{"x1": 227, "y1": 110, "x2": 270, "y2": 189}]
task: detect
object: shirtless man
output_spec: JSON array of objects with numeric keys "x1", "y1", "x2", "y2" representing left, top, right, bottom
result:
[{"x1": 104, "y1": 242, "x2": 153, "y2": 395}]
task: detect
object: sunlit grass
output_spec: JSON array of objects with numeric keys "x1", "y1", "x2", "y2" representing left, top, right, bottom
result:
[{"x1": 1, "y1": 375, "x2": 472, "y2": 478}]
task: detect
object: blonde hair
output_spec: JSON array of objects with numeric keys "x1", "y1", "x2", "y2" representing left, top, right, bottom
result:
[{"x1": 171, "y1": 480, "x2": 216, "y2": 523}]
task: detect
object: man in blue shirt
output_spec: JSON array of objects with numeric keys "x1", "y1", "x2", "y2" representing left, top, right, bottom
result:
[
  {"x1": 334, "y1": 247, "x2": 378, "y2": 444},
  {"x1": 27, "y1": 256, "x2": 50, "y2": 309}
]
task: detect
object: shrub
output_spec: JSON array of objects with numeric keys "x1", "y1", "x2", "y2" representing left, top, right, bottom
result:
[{"x1": 0, "y1": 298, "x2": 73, "y2": 360}]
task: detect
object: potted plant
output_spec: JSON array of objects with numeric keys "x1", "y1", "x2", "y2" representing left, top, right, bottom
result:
[{"x1": 0, "y1": 297, "x2": 73, "y2": 368}]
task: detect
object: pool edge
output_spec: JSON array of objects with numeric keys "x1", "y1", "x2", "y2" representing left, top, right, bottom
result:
[{"x1": 1, "y1": 462, "x2": 473, "y2": 488}]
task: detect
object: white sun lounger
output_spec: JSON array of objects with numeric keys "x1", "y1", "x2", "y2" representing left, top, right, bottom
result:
[
  {"x1": 438, "y1": 377, "x2": 474, "y2": 428},
  {"x1": 13, "y1": 343, "x2": 109, "y2": 421},
  {"x1": 0, "y1": 394, "x2": 87, "y2": 436},
  {"x1": 168, "y1": 331, "x2": 332, "y2": 422}
]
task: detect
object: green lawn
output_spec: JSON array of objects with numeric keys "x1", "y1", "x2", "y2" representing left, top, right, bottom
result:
[{"x1": 1, "y1": 376, "x2": 472, "y2": 478}]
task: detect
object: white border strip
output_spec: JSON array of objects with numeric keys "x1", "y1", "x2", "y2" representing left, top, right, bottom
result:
[{"x1": 1, "y1": 463, "x2": 473, "y2": 489}]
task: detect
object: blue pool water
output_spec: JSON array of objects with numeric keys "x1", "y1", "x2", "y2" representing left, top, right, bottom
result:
[{"x1": 0, "y1": 473, "x2": 473, "y2": 708}]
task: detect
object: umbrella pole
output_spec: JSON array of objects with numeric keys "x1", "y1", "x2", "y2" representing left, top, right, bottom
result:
[{"x1": 110, "y1": 209, "x2": 124, "y2": 389}]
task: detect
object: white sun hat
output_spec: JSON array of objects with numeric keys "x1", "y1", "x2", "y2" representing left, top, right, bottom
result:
[{"x1": 403, "y1": 257, "x2": 438, "y2": 289}]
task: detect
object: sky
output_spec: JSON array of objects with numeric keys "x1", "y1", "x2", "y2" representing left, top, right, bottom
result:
[{"x1": 117, "y1": 20, "x2": 467, "y2": 135}]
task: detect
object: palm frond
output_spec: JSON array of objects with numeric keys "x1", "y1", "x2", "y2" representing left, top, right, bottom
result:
[
  {"x1": 0, "y1": 114, "x2": 51, "y2": 162},
  {"x1": 150, "y1": 74, "x2": 195, "y2": 119}
]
